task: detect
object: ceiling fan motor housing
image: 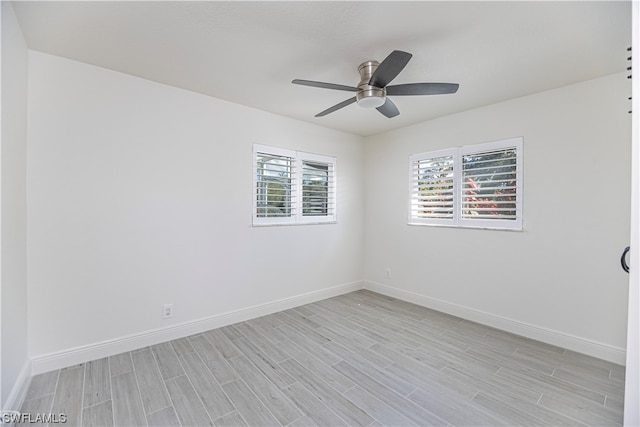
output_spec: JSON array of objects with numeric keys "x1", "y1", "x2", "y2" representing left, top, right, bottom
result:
[{"x1": 356, "y1": 61, "x2": 386, "y2": 108}]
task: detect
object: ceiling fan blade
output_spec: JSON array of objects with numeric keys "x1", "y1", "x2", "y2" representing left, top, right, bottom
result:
[
  {"x1": 386, "y1": 83, "x2": 459, "y2": 96},
  {"x1": 376, "y1": 98, "x2": 400, "y2": 118},
  {"x1": 315, "y1": 97, "x2": 357, "y2": 117},
  {"x1": 369, "y1": 50, "x2": 412, "y2": 88},
  {"x1": 292, "y1": 79, "x2": 358, "y2": 92}
]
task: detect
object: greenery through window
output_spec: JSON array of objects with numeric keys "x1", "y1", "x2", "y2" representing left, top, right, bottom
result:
[
  {"x1": 414, "y1": 155, "x2": 455, "y2": 220},
  {"x1": 461, "y1": 148, "x2": 518, "y2": 221},
  {"x1": 256, "y1": 153, "x2": 293, "y2": 218},
  {"x1": 302, "y1": 161, "x2": 330, "y2": 216}
]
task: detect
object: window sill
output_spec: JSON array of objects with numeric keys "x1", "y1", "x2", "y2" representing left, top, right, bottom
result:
[
  {"x1": 252, "y1": 220, "x2": 337, "y2": 227},
  {"x1": 407, "y1": 222, "x2": 523, "y2": 232}
]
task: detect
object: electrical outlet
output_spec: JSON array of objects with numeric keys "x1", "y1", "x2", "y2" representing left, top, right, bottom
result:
[
  {"x1": 385, "y1": 268, "x2": 391, "y2": 279},
  {"x1": 162, "y1": 304, "x2": 173, "y2": 319}
]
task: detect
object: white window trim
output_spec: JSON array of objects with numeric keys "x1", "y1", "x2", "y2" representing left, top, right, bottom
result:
[
  {"x1": 408, "y1": 137, "x2": 523, "y2": 231},
  {"x1": 253, "y1": 144, "x2": 337, "y2": 226}
]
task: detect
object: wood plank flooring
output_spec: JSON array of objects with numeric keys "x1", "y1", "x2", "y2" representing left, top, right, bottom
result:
[{"x1": 20, "y1": 290, "x2": 625, "y2": 426}]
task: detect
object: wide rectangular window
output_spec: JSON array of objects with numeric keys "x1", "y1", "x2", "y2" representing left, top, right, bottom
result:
[
  {"x1": 409, "y1": 137, "x2": 523, "y2": 230},
  {"x1": 254, "y1": 144, "x2": 336, "y2": 225}
]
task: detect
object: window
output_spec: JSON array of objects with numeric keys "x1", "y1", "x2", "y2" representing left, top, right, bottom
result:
[
  {"x1": 409, "y1": 149, "x2": 456, "y2": 225},
  {"x1": 409, "y1": 137, "x2": 522, "y2": 230},
  {"x1": 253, "y1": 144, "x2": 336, "y2": 225}
]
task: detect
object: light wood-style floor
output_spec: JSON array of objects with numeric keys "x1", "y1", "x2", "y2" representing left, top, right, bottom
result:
[{"x1": 21, "y1": 290, "x2": 625, "y2": 426}]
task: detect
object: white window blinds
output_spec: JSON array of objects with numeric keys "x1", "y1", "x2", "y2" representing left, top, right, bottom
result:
[
  {"x1": 409, "y1": 137, "x2": 523, "y2": 230},
  {"x1": 254, "y1": 145, "x2": 336, "y2": 225},
  {"x1": 409, "y1": 149, "x2": 456, "y2": 226},
  {"x1": 461, "y1": 147, "x2": 518, "y2": 222},
  {"x1": 302, "y1": 159, "x2": 335, "y2": 218},
  {"x1": 256, "y1": 151, "x2": 295, "y2": 219}
]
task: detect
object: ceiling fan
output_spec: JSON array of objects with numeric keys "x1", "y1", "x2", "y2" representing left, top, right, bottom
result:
[{"x1": 292, "y1": 50, "x2": 459, "y2": 119}]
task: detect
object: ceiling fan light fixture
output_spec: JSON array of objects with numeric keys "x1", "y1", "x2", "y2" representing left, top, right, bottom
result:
[
  {"x1": 357, "y1": 95, "x2": 386, "y2": 108},
  {"x1": 356, "y1": 84, "x2": 386, "y2": 108}
]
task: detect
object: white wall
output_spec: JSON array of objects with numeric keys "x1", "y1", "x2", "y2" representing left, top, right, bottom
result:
[
  {"x1": 26, "y1": 52, "x2": 364, "y2": 365},
  {"x1": 363, "y1": 73, "x2": 631, "y2": 363},
  {"x1": 1, "y1": 0, "x2": 29, "y2": 409}
]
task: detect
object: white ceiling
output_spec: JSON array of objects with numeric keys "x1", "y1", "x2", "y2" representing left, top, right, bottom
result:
[{"x1": 11, "y1": 1, "x2": 631, "y2": 137}]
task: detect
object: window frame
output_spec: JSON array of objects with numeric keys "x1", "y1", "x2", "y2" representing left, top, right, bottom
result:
[
  {"x1": 408, "y1": 137, "x2": 523, "y2": 231},
  {"x1": 253, "y1": 144, "x2": 337, "y2": 226}
]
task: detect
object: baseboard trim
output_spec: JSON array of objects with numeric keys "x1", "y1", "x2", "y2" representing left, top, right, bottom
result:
[
  {"x1": 2, "y1": 359, "x2": 31, "y2": 413},
  {"x1": 30, "y1": 279, "x2": 626, "y2": 373},
  {"x1": 30, "y1": 281, "x2": 363, "y2": 375},
  {"x1": 363, "y1": 280, "x2": 626, "y2": 365}
]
